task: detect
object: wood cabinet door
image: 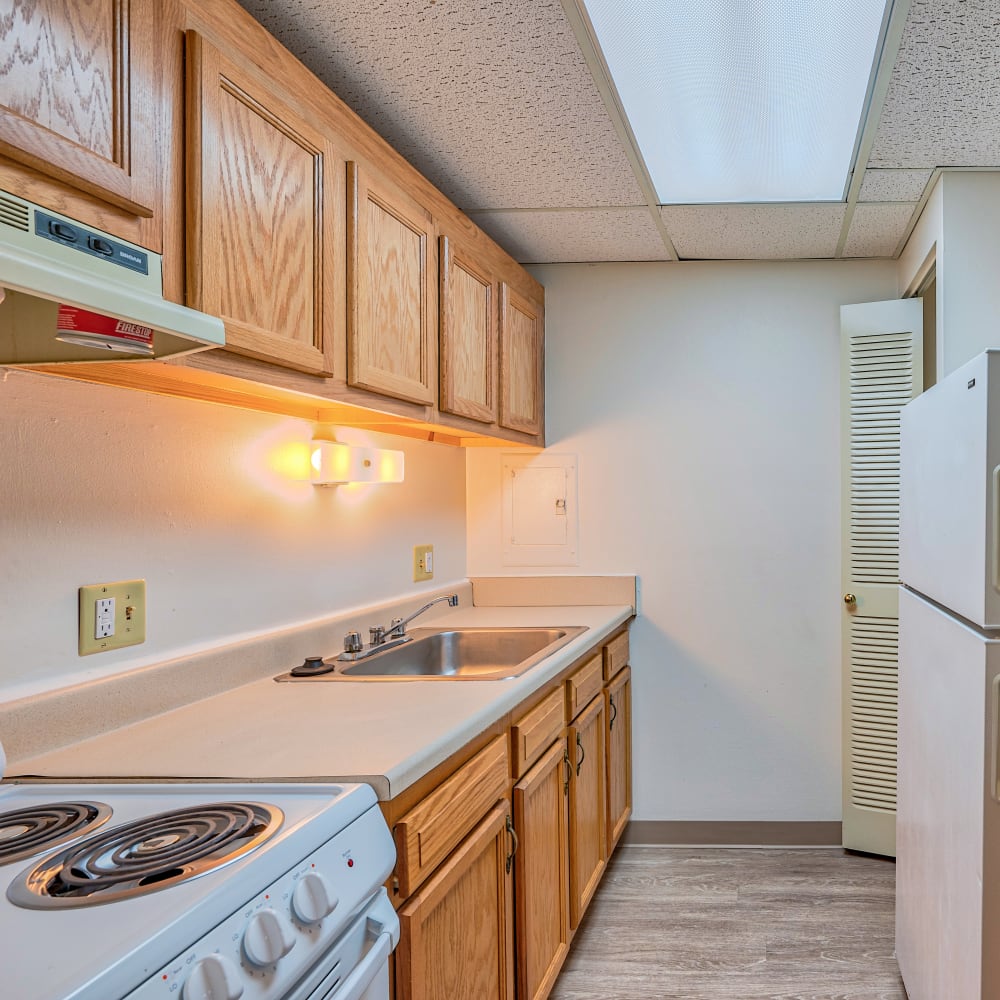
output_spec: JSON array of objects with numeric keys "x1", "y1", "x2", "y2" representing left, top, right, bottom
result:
[
  {"x1": 186, "y1": 31, "x2": 339, "y2": 376},
  {"x1": 396, "y1": 801, "x2": 514, "y2": 1000},
  {"x1": 439, "y1": 234, "x2": 496, "y2": 423},
  {"x1": 499, "y1": 282, "x2": 543, "y2": 435},
  {"x1": 605, "y1": 666, "x2": 632, "y2": 855},
  {"x1": 0, "y1": 0, "x2": 158, "y2": 217},
  {"x1": 513, "y1": 738, "x2": 570, "y2": 1000},
  {"x1": 348, "y1": 161, "x2": 435, "y2": 405},
  {"x1": 567, "y1": 694, "x2": 606, "y2": 929}
]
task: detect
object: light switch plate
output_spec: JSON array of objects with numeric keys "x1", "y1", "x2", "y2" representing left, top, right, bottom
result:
[
  {"x1": 79, "y1": 580, "x2": 146, "y2": 655},
  {"x1": 413, "y1": 544, "x2": 434, "y2": 582}
]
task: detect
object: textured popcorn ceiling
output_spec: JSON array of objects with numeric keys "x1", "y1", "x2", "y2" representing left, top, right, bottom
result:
[
  {"x1": 235, "y1": 0, "x2": 1000, "y2": 262},
  {"x1": 471, "y1": 209, "x2": 669, "y2": 263},
  {"x1": 869, "y1": 0, "x2": 1000, "y2": 168},
  {"x1": 843, "y1": 203, "x2": 918, "y2": 257},
  {"x1": 662, "y1": 205, "x2": 847, "y2": 260},
  {"x1": 858, "y1": 169, "x2": 934, "y2": 203},
  {"x1": 234, "y1": 0, "x2": 644, "y2": 211}
]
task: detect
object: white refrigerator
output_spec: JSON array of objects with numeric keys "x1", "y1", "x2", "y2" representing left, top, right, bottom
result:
[{"x1": 897, "y1": 349, "x2": 1000, "y2": 1000}]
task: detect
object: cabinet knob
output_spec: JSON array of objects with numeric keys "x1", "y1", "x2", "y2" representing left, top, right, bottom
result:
[{"x1": 843, "y1": 593, "x2": 857, "y2": 606}]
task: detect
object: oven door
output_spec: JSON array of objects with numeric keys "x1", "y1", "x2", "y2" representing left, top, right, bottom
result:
[{"x1": 286, "y1": 892, "x2": 398, "y2": 1000}]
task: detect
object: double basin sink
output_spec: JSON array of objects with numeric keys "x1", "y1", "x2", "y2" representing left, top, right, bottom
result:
[{"x1": 276, "y1": 626, "x2": 588, "y2": 682}]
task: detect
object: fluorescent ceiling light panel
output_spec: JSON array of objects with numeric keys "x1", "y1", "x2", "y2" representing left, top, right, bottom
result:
[{"x1": 582, "y1": 0, "x2": 889, "y2": 203}]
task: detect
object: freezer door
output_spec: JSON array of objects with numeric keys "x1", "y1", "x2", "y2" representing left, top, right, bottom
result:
[
  {"x1": 900, "y1": 350, "x2": 1000, "y2": 627},
  {"x1": 896, "y1": 587, "x2": 989, "y2": 1000}
]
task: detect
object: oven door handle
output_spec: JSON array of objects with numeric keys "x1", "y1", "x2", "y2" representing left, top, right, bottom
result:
[{"x1": 331, "y1": 930, "x2": 393, "y2": 1000}]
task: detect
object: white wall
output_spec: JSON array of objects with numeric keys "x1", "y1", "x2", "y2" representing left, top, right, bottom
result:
[
  {"x1": 0, "y1": 369, "x2": 466, "y2": 700},
  {"x1": 898, "y1": 171, "x2": 1000, "y2": 378},
  {"x1": 468, "y1": 260, "x2": 899, "y2": 821}
]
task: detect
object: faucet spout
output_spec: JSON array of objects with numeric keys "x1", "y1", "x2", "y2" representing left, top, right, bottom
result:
[
  {"x1": 338, "y1": 594, "x2": 459, "y2": 662},
  {"x1": 384, "y1": 593, "x2": 459, "y2": 640}
]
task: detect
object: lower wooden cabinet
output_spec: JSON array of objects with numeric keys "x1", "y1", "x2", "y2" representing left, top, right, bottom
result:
[
  {"x1": 395, "y1": 801, "x2": 515, "y2": 1000},
  {"x1": 567, "y1": 694, "x2": 607, "y2": 929},
  {"x1": 513, "y1": 738, "x2": 570, "y2": 1000},
  {"x1": 391, "y1": 626, "x2": 632, "y2": 1000},
  {"x1": 606, "y1": 665, "x2": 632, "y2": 854}
]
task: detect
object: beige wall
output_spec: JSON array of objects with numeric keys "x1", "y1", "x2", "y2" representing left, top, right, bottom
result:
[
  {"x1": 0, "y1": 370, "x2": 466, "y2": 700},
  {"x1": 467, "y1": 259, "x2": 899, "y2": 822}
]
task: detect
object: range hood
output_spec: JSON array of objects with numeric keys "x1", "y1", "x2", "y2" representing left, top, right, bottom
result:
[{"x1": 0, "y1": 190, "x2": 224, "y2": 365}]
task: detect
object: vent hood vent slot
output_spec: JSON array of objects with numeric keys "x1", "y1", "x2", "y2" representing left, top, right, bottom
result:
[
  {"x1": 0, "y1": 190, "x2": 224, "y2": 366},
  {"x1": 0, "y1": 194, "x2": 30, "y2": 233}
]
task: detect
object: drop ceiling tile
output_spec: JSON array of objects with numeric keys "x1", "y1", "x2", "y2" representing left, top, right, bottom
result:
[
  {"x1": 661, "y1": 205, "x2": 846, "y2": 260},
  {"x1": 471, "y1": 209, "x2": 669, "y2": 263},
  {"x1": 234, "y1": 0, "x2": 644, "y2": 211},
  {"x1": 843, "y1": 203, "x2": 917, "y2": 258},
  {"x1": 869, "y1": 0, "x2": 1000, "y2": 168},
  {"x1": 858, "y1": 169, "x2": 934, "y2": 202}
]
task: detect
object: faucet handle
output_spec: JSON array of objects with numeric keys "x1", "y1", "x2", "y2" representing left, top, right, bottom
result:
[
  {"x1": 343, "y1": 631, "x2": 363, "y2": 653},
  {"x1": 389, "y1": 617, "x2": 404, "y2": 637}
]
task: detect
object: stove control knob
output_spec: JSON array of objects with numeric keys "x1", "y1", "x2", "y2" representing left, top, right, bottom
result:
[
  {"x1": 183, "y1": 954, "x2": 244, "y2": 1000},
  {"x1": 292, "y1": 871, "x2": 339, "y2": 924},
  {"x1": 242, "y1": 908, "x2": 296, "y2": 967}
]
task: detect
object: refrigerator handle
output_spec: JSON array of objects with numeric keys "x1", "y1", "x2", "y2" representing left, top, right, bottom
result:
[
  {"x1": 993, "y1": 675, "x2": 1000, "y2": 804},
  {"x1": 993, "y1": 467, "x2": 1000, "y2": 594}
]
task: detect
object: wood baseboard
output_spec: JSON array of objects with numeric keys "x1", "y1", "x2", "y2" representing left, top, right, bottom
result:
[{"x1": 623, "y1": 820, "x2": 843, "y2": 847}]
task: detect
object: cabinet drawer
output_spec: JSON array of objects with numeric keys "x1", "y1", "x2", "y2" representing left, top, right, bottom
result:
[
  {"x1": 603, "y1": 632, "x2": 630, "y2": 682},
  {"x1": 567, "y1": 654, "x2": 603, "y2": 721},
  {"x1": 394, "y1": 735, "x2": 509, "y2": 898},
  {"x1": 512, "y1": 687, "x2": 564, "y2": 777}
]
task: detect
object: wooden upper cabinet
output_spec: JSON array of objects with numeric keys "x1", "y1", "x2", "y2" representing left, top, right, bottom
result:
[
  {"x1": 499, "y1": 282, "x2": 544, "y2": 436},
  {"x1": 185, "y1": 30, "x2": 339, "y2": 376},
  {"x1": 439, "y1": 234, "x2": 497, "y2": 423},
  {"x1": 0, "y1": 0, "x2": 158, "y2": 218},
  {"x1": 347, "y1": 161, "x2": 435, "y2": 405}
]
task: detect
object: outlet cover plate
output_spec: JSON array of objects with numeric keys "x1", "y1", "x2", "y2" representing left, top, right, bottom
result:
[
  {"x1": 79, "y1": 579, "x2": 146, "y2": 655},
  {"x1": 413, "y1": 544, "x2": 433, "y2": 582}
]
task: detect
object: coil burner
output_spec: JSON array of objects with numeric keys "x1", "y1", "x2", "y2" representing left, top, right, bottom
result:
[
  {"x1": 8, "y1": 801, "x2": 282, "y2": 908},
  {"x1": 0, "y1": 802, "x2": 112, "y2": 866}
]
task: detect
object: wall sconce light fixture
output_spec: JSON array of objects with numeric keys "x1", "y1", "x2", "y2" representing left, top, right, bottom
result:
[{"x1": 310, "y1": 440, "x2": 405, "y2": 486}]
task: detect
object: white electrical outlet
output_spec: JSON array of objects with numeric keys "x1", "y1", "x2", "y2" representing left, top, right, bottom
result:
[{"x1": 95, "y1": 597, "x2": 115, "y2": 638}]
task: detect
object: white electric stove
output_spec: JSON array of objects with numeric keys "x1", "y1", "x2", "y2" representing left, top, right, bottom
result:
[{"x1": 0, "y1": 741, "x2": 399, "y2": 1000}]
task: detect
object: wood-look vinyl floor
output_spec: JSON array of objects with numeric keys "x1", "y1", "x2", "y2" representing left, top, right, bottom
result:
[{"x1": 550, "y1": 847, "x2": 906, "y2": 1000}]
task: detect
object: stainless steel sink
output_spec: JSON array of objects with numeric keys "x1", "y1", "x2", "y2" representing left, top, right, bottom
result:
[{"x1": 275, "y1": 625, "x2": 588, "y2": 681}]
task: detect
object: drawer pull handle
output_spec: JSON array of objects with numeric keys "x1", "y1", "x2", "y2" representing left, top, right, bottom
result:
[
  {"x1": 505, "y1": 813, "x2": 519, "y2": 874},
  {"x1": 609, "y1": 693, "x2": 618, "y2": 731},
  {"x1": 576, "y1": 732, "x2": 586, "y2": 775}
]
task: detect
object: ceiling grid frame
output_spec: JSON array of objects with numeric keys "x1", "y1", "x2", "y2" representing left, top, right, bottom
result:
[{"x1": 557, "y1": 0, "x2": 678, "y2": 261}]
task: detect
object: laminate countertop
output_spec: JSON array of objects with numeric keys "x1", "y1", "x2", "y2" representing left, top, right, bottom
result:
[{"x1": 9, "y1": 602, "x2": 632, "y2": 800}]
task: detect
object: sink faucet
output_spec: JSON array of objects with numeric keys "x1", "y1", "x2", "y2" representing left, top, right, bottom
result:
[{"x1": 339, "y1": 594, "x2": 459, "y2": 661}]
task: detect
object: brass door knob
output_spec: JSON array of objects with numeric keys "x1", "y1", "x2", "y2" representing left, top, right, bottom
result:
[{"x1": 843, "y1": 593, "x2": 857, "y2": 606}]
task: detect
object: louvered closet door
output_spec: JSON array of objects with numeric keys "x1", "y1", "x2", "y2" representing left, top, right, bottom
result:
[{"x1": 840, "y1": 300, "x2": 922, "y2": 857}]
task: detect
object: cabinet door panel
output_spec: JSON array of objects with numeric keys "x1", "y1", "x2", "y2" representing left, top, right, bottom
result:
[
  {"x1": 513, "y1": 739, "x2": 570, "y2": 1000},
  {"x1": 568, "y1": 694, "x2": 606, "y2": 929},
  {"x1": 440, "y1": 235, "x2": 496, "y2": 423},
  {"x1": 499, "y1": 282, "x2": 543, "y2": 435},
  {"x1": 606, "y1": 666, "x2": 632, "y2": 854},
  {"x1": 397, "y1": 802, "x2": 514, "y2": 1000},
  {"x1": 186, "y1": 31, "x2": 338, "y2": 376},
  {"x1": 348, "y1": 162, "x2": 435, "y2": 405},
  {"x1": 0, "y1": 0, "x2": 157, "y2": 216}
]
